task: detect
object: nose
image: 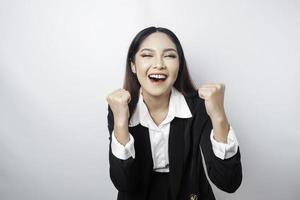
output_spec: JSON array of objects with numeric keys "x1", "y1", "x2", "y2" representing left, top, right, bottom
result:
[{"x1": 153, "y1": 59, "x2": 166, "y2": 69}]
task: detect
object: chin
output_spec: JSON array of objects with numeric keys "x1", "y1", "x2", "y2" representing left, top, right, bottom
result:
[{"x1": 142, "y1": 85, "x2": 172, "y2": 97}]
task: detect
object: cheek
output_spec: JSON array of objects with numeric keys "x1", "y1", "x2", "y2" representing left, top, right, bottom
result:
[
  {"x1": 135, "y1": 62, "x2": 152, "y2": 75},
  {"x1": 169, "y1": 63, "x2": 180, "y2": 77},
  {"x1": 135, "y1": 65, "x2": 150, "y2": 79}
]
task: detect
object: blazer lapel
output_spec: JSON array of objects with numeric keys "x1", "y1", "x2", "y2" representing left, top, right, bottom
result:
[
  {"x1": 169, "y1": 117, "x2": 192, "y2": 200},
  {"x1": 130, "y1": 125, "x2": 153, "y2": 198}
]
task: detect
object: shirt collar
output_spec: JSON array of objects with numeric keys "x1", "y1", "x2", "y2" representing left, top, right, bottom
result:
[{"x1": 129, "y1": 87, "x2": 192, "y2": 127}]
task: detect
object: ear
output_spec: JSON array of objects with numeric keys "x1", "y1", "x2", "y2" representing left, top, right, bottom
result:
[{"x1": 131, "y1": 62, "x2": 136, "y2": 74}]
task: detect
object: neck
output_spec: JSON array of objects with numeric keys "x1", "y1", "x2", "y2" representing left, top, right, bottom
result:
[{"x1": 141, "y1": 88, "x2": 171, "y2": 113}]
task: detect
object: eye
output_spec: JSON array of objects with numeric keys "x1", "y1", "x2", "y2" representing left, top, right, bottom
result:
[
  {"x1": 165, "y1": 54, "x2": 177, "y2": 58},
  {"x1": 141, "y1": 54, "x2": 153, "y2": 58}
]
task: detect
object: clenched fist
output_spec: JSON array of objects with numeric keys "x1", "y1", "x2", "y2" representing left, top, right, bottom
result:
[
  {"x1": 198, "y1": 83, "x2": 226, "y2": 119},
  {"x1": 106, "y1": 88, "x2": 131, "y2": 126},
  {"x1": 106, "y1": 89, "x2": 131, "y2": 145}
]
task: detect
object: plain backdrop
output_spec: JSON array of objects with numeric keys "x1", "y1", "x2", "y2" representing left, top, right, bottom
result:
[{"x1": 1, "y1": 0, "x2": 299, "y2": 199}]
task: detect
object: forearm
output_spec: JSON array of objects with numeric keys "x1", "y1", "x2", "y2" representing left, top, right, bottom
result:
[
  {"x1": 108, "y1": 108, "x2": 138, "y2": 192},
  {"x1": 211, "y1": 113, "x2": 230, "y2": 143},
  {"x1": 114, "y1": 124, "x2": 129, "y2": 146},
  {"x1": 200, "y1": 118, "x2": 242, "y2": 193},
  {"x1": 109, "y1": 147, "x2": 139, "y2": 192}
]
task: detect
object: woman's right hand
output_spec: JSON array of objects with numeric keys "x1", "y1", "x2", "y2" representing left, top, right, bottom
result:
[
  {"x1": 106, "y1": 89, "x2": 131, "y2": 145},
  {"x1": 106, "y1": 89, "x2": 131, "y2": 124}
]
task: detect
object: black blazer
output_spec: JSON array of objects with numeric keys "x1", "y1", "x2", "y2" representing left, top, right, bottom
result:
[{"x1": 107, "y1": 91, "x2": 242, "y2": 200}]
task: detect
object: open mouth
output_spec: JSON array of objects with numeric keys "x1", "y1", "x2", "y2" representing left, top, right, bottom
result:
[{"x1": 148, "y1": 74, "x2": 168, "y2": 83}]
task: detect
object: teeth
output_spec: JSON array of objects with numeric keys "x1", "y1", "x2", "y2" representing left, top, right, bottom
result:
[{"x1": 149, "y1": 74, "x2": 167, "y2": 79}]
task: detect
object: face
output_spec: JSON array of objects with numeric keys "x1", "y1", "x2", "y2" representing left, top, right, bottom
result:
[{"x1": 131, "y1": 32, "x2": 179, "y2": 98}]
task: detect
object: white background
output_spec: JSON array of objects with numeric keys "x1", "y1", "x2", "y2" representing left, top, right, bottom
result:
[{"x1": 1, "y1": 0, "x2": 299, "y2": 199}]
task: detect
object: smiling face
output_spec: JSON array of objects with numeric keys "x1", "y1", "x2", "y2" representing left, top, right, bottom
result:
[{"x1": 131, "y1": 32, "x2": 180, "y2": 98}]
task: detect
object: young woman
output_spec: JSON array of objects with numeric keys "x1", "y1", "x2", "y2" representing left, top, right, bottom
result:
[{"x1": 106, "y1": 27, "x2": 242, "y2": 200}]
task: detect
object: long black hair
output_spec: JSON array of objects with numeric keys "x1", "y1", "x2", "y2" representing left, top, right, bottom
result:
[{"x1": 123, "y1": 26, "x2": 197, "y2": 117}]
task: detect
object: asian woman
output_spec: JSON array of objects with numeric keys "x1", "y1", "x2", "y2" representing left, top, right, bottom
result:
[{"x1": 106, "y1": 26, "x2": 242, "y2": 200}]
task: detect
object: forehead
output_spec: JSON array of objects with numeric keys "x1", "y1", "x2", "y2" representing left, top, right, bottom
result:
[{"x1": 138, "y1": 32, "x2": 176, "y2": 51}]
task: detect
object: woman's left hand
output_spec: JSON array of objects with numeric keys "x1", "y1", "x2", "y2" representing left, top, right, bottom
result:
[
  {"x1": 198, "y1": 83, "x2": 230, "y2": 143},
  {"x1": 198, "y1": 83, "x2": 226, "y2": 120}
]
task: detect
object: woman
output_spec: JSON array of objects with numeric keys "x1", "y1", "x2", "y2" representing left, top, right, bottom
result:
[{"x1": 106, "y1": 27, "x2": 242, "y2": 200}]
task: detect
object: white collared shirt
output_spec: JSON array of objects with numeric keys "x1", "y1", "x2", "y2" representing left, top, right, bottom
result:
[{"x1": 111, "y1": 87, "x2": 239, "y2": 172}]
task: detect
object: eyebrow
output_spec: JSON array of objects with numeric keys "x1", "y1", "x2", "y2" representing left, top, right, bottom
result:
[{"x1": 140, "y1": 48, "x2": 177, "y2": 53}]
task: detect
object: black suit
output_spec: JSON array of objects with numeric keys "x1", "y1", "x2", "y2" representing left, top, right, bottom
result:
[{"x1": 107, "y1": 91, "x2": 242, "y2": 200}]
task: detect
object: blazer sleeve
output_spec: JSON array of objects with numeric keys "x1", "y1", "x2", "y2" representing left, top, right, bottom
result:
[
  {"x1": 107, "y1": 106, "x2": 140, "y2": 192},
  {"x1": 196, "y1": 100, "x2": 243, "y2": 193}
]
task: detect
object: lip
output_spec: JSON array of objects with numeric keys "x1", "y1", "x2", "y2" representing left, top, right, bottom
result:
[
  {"x1": 147, "y1": 71, "x2": 169, "y2": 79},
  {"x1": 147, "y1": 73, "x2": 168, "y2": 84},
  {"x1": 147, "y1": 73, "x2": 168, "y2": 78}
]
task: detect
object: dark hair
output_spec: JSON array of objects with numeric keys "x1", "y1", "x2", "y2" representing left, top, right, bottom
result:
[{"x1": 123, "y1": 26, "x2": 197, "y2": 116}]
